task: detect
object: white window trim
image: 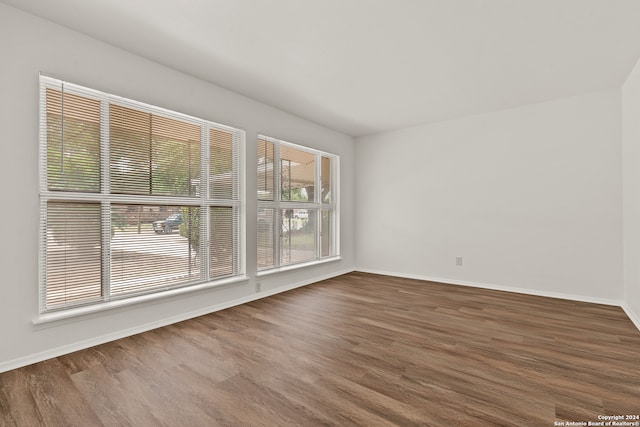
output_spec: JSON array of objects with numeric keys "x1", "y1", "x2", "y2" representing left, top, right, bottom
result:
[
  {"x1": 256, "y1": 256, "x2": 342, "y2": 277},
  {"x1": 38, "y1": 75, "x2": 246, "y2": 316},
  {"x1": 34, "y1": 275, "x2": 250, "y2": 325}
]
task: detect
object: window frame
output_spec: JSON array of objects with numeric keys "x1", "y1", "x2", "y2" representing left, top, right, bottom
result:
[
  {"x1": 257, "y1": 134, "x2": 340, "y2": 272},
  {"x1": 38, "y1": 75, "x2": 246, "y2": 317}
]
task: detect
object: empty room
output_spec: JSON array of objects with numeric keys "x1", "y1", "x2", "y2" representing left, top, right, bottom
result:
[{"x1": 1, "y1": 0, "x2": 640, "y2": 425}]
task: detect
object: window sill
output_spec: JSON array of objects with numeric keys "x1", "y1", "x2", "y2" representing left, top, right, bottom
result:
[
  {"x1": 33, "y1": 275, "x2": 249, "y2": 326},
  {"x1": 257, "y1": 256, "x2": 342, "y2": 277}
]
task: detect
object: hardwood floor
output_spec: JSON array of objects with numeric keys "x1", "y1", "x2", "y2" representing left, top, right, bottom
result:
[{"x1": 1, "y1": 271, "x2": 640, "y2": 426}]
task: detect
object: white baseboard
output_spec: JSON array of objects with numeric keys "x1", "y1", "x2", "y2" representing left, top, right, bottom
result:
[
  {"x1": 356, "y1": 267, "x2": 624, "y2": 307},
  {"x1": 3, "y1": 267, "x2": 636, "y2": 373},
  {"x1": 622, "y1": 304, "x2": 640, "y2": 332},
  {"x1": 0, "y1": 268, "x2": 354, "y2": 374}
]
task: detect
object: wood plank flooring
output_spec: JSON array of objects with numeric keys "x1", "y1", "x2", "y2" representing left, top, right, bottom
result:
[{"x1": 1, "y1": 271, "x2": 640, "y2": 426}]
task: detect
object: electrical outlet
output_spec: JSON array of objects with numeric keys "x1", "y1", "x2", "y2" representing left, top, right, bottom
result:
[
  {"x1": 256, "y1": 281, "x2": 262, "y2": 293},
  {"x1": 456, "y1": 257, "x2": 463, "y2": 266}
]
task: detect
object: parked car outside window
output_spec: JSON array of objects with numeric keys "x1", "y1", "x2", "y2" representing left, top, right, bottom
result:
[{"x1": 153, "y1": 213, "x2": 183, "y2": 234}]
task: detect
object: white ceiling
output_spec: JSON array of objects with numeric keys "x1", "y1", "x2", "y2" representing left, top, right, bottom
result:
[{"x1": 4, "y1": 0, "x2": 640, "y2": 136}]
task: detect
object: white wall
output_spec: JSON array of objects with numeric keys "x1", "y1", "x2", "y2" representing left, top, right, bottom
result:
[
  {"x1": 0, "y1": 3, "x2": 355, "y2": 371},
  {"x1": 356, "y1": 91, "x2": 623, "y2": 303},
  {"x1": 623, "y1": 57, "x2": 640, "y2": 327}
]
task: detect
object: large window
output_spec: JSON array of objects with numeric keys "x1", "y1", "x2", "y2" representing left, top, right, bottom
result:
[
  {"x1": 257, "y1": 135, "x2": 338, "y2": 270},
  {"x1": 39, "y1": 76, "x2": 245, "y2": 314}
]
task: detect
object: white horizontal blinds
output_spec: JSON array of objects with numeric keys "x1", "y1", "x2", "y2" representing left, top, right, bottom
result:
[
  {"x1": 280, "y1": 145, "x2": 315, "y2": 202},
  {"x1": 257, "y1": 137, "x2": 274, "y2": 201},
  {"x1": 110, "y1": 204, "x2": 201, "y2": 297},
  {"x1": 321, "y1": 210, "x2": 331, "y2": 257},
  {"x1": 45, "y1": 202, "x2": 102, "y2": 309},
  {"x1": 110, "y1": 105, "x2": 201, "y2": 196},
  {"x1": 46, "y1": 88, "x2": 101, "y2": 192},
  {"x1": 320, "y1": 156, "x2": 333, "y2": 258},
  {"x1": 321, "y1": 156, "x2": 331, "y2": 204},
  {"x1": 257, "y1": 208, "x2": 275, "y2": 269},
  {"x1": 110, "y1": 105, "x2": 151, "y2": 194},
  {"x1": 209, "y1": 126, "x2": 241, "y2": 278},
  {"x1": 210, "y1": 207, "x2": 235, "y2": 278},
  {"x1": 39, "y1": 75, "x2": 245, "y2": 314},
  {"x1": 153, "y1": 115, "x2": 201, "y2": 197},
  {"x1": 210, "y1": 128, "x2": 234, "y2": 199},
  {"x1": 281, "y1": 209, "x2": 317, "y2": 265},
  {"x1": 256, "y1": 137, "x2": 277, "y2": 270}
]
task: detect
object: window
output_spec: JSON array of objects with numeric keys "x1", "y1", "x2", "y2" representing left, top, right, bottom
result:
[
  {"x1": 257, "y1": 135, "x2": 338, "y2": 270},
  {"x1": 39, "y1": 76, "x2": 245, "y2": 314}
]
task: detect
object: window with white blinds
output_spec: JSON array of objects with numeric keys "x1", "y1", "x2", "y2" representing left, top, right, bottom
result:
[
  {"x1": 257, "y1": 135, "x2": 338, "y2": 270},
  {"x1": 39, "y1": 76, "x2": 245, "y2": 313}
]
